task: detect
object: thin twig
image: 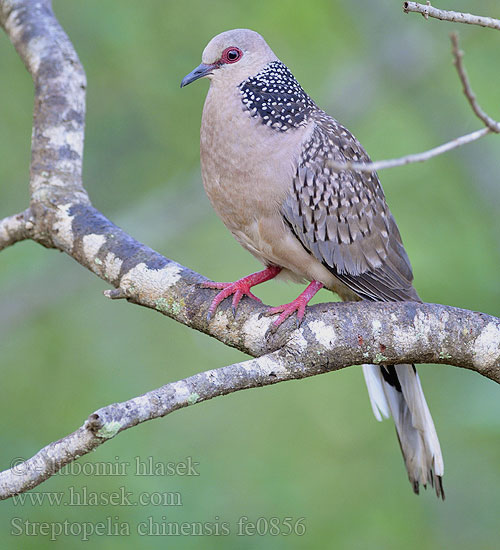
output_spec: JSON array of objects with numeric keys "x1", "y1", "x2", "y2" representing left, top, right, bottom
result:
[
  {"x1": 327, "y1": 127, "x2": 491, "y2": 173},
  {"x1": 328, "y1": 8, "x2": 500, "y2": 174},
  {"x1": 450, "y1": 32, "x2": 500, "y2": 133},
  {"x1": 403, "y1": 2, "x2": 500, "y2": 31}
]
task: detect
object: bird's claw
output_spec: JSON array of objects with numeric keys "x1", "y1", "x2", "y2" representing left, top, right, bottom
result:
[
  {"x1": 266, "y1": 300, "x2": 307, "y2": 328},
  {"x1": 202, "y1": 279, "x2": 262, "y2": 320},
  {"x1": 265, "y1": 280, "x2": 324, "y2": 328}
]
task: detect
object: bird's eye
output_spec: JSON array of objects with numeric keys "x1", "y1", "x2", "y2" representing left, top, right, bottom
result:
[{"x1": 221, "y1": 47, "x2": 242, "y2": 64}]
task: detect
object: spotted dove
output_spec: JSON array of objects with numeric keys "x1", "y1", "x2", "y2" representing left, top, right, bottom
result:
[{"x1": 181, "y1": 29, "x2": 444, "y2": 498}]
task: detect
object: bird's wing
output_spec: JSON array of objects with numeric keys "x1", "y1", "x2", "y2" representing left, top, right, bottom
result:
[{"x1": 282, "y1": 111, "x2": 419, "y2": 302}]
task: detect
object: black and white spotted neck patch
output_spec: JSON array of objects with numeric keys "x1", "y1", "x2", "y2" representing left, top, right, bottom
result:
[{"x1": 238, "y1": 61, "x2": 315, "y2": 132}]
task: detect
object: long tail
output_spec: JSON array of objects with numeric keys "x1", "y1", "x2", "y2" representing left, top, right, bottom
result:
[{"x1": 362, "y1": 363, "x2": 444, "y2": 499}]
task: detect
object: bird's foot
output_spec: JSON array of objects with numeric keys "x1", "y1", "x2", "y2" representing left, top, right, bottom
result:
[
  {"x1": 202, "y1": 266, "x2": 281, "y2": 320},
  {"x1": 202, "y1": 280, "x2": 262, "y2": 319},
  {"x1": 266, "y1": 280, "x2": 324, "y2": 328}
]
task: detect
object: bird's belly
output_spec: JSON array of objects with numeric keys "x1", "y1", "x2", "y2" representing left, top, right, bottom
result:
[{"x1": 202, "y1": 166, "x2": 279, "y2": 263}]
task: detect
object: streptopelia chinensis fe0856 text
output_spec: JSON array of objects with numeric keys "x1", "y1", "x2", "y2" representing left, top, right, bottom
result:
[{"x1": 181, "y1": 29, "x2": 444, "y2": 498}]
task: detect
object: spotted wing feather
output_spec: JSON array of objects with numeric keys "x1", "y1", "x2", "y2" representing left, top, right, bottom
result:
[{"x1": 282, "y1": 111, "x2": 419, "y2": 303}]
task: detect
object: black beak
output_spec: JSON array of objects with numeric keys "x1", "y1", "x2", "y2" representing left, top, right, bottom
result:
[{"x1": 180, "y1": 63, "x2": 216, "y2": 88}]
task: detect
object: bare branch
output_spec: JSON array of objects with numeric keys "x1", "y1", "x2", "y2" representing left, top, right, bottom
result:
[
  {"x1": 328, "y1": 6, "x2": 500, "y2": 173},
  {"x1": 0, "y1": 209, "x2": 31, "y2": 251},
  {"x1": 0, "y1": 351, "x2": 283, "y2": 499},
  {"x1": 403, "y1": 2, "x2": 500, "y2": 31},
  {"x1": 2, "y1": 299, "x2": 500, "y2": 499},
  {"x1": 0, "y1": 0, "x2": 89, "y2": 245},
  {"x1": 450, "y1": 32, "x2": 500, "y2": 133},
  {"x1": 327, "y1": 127, "x2": 491, "y2": 173}
]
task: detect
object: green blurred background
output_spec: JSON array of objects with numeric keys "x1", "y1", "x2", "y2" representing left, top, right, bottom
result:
[{"x1": 1, "y1": 0, "x2": 500, "y2": 547}]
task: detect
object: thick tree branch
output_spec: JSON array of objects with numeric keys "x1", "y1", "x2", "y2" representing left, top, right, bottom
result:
[
  {"x1": 2, "y1": 300, "x2": 499, "y2": 499},
  {"x1": 0, "y1": 209, "x2": 32, "y2": 250},
  {"x1": 403, "y1": 2, "x2": 500, "y2": 31},
  {"x1": 0, "y1": 0, "x2": 499, "y2": 500},
  {"x1": 0, "y1": 352, "x2": 282, "y2": 499},
  {"x1": 0, "y1": 0, "x2": 89, "y2": 248}
]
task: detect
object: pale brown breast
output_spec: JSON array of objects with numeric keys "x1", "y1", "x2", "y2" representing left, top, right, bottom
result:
[{"x1": 200, "y1": 81, "x2": 311, "y2": 260}]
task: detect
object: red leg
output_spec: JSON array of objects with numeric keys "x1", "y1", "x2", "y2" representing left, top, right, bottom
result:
[
  {"x1": 267, "y1": 280, "x2": 323, "y2": 327},
  {"x1": 202, "y1": 266, "x2": 281, "y2": 319}
]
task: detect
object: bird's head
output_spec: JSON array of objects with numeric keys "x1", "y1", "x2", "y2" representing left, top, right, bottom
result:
[{"x1": 180, "y1": 29, "x2": 278, "y2": 89}]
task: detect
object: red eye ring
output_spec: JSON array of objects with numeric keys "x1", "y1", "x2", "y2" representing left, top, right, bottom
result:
[{"x1": 221, "y1": 47, "x2": 243, "y2": 64}]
